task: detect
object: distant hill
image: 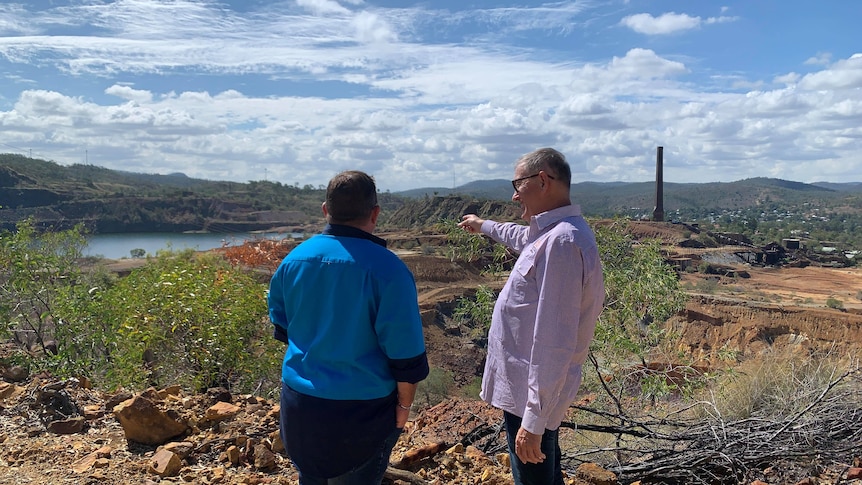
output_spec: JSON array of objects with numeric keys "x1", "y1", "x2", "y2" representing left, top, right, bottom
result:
[
  {"x1": 397, "y1": 176, "x2": 860, "y2": 219},
  {"x1": 3, "y1": 153, "x2": 862, "y2": 234}
]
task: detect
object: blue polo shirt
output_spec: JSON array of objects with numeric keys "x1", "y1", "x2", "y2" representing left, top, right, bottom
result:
[{"x1": 268, "y1": 224, "x2": 428, "y2": 478}]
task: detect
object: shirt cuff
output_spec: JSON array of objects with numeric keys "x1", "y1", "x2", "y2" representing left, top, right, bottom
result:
[
  {"x1": 521, "y1": 408, "x2": 549, "y2": 435},
  {"x1": 272, "y1": 324, "x2": 288, "y2": 344},
  {"x1": 388, "y1": 352, "x2": 430, "y2": 383}
]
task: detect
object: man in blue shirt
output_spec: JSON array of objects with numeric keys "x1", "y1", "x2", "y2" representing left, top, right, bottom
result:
[{"x1": 268, "y1": 170, "x2": 429, "y2": 484}]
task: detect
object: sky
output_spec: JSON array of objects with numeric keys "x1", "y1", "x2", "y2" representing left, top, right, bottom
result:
[{"x1": 1, "y1": 1, "x2": 861, "y2": 192}]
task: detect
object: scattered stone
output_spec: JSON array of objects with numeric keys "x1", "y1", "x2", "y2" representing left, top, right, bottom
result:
[
  {"x1": 71, "y1": 446, "x2": 113, "y2": 473},
  {"x1": 2, "y1": 364, "x2": 28, "y2": 382},
  {"x1": 47, "y1": 416, "x2": 85, "y2": 434},
  {"x1": 0, "y1": 381, "x2": 25, "y2": 401},
  {"x1": 465, "y1": 445, "x2": 492, "y2": 466},
  {"x1": 225, "y1": 445, "x2": 241, "y2": 465},
  {"x1": 149, "y1": 448, "x2": 183, "y2": 477},
  {"x1": 163, "y1": 441, "x2": 194, "y2": 459},
  {"x1": 575, "y1": 462, "x2": 617, "y2": 485},
  {"x1": 268, "y1": 404, "x2": 280, "y2": 419},
  {"x1": 104, "y1": 391, "x2": 133, "y2": 411},
  {"x1": 140, "y1": 387, "x2": 162, "y2": 402},
  {"x1": 205, "y1": 401, "x2": 241, "y2": 422},
  {"x1": 269, "y1": 429, "x2": 285, "y2": 454},
  {"x1": 253, "y1": 444, "x2": 277, "y2": 470},
  {"x1": 847, "y1": 468, "x2": 862, "y2": 480},
  {"x1": 159, "y1": 385, "x2": 182, "y2": 399},
  {"x1": 445, "y1": 442, "x2": 464, "y2": 455},
  {"x1": 207, "y1": 387, "x2": 232, "y2": 404},
  {"x1": 113, "y1": 395, "x2": 188, "y2": 445},
  {"x1": 82, "y1": 404, "x2": 105, "y2": 420}
]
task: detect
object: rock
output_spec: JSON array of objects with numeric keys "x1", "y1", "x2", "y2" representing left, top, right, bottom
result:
[
  {"x1": 465, "y1": 445, "x2": 493, "y2": 466},
  {"x1": 847, "y1": 468, "x2": 862, "y2": 480},
  {"x1": 113, "y1": 395, "x2": 188, "y2": 445},
  {"x1": 158, "y1": 385, "x2": 182, "y2": 399},
  {"x1": 207, "y1": 387, "x2": 232, "y2": 403},
  {"x1": 268, "y1": 404, "x2": 280, "y2": 419},
  {"x1": 205, "y1": 401, "x2": 241, "y2": 422},
  {"x1": 269, "y1": 429, "x2": 285, "y2": 454},
  {"x1": 150, "y1": 448, "x2": 182, "y2": 477},
  {"x1": 104, "y1": 391, "x2": 133, "y2": 411},
  {"x1": 225, "y1": 445, "x2": 241, "y2": 465},
  {"x1": 0, "y1": 381, "x2": 25, "y2": 401},
  {"x1": 82, "y1": 404, "x2": 105, "y2": 420},
  {"x1": 163, "y1": 441, "x2": 194, "y2": 459},
  {"x1": 575, "y1": 462, "x2": 617, "y2": 485},
  {"x1": 253, "y1": 444, "x2": 277, "y2": 470},
  {"x1": 2, "y1": 364, "x2": 28, "y2": 382},
  {"x1": 445, "y1": 443, "x2": 464, "y2": 455},
  {"x1": 47, "y1": 416, "x2": 85, "y2": 434},
  {"x1": 71, "y1": 446, "x2": 113, "y2": 473}
]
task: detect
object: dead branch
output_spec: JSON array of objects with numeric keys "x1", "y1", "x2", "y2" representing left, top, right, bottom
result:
[
  {"x1": 558, "y1": 364, "x2": 862, "y2": 484},
  {"x1": 384, "y1": 466, "x2": 429, "y2": 485},
  {"x1": 391, "y1": 441, "x2": 448, "y2": 469}
]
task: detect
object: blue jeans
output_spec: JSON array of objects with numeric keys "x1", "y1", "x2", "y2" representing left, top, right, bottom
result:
[
  {"x1": 296, "y1": 426, "x2": 402, "y2": 485},
  {"x1": 504, "y1": 411, "x2": 564, "y2": 485}
]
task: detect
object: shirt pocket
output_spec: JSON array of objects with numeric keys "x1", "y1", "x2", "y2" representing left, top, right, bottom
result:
[{"x1": 509, "y1": 248, "x2": 537, "y2": 304}]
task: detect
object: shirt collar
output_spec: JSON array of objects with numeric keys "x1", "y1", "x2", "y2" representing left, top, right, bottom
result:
[
  {"x1": 322, "y1": 223, "x2": 388, "y2": 248},
  {"x1": 531, "y1": 204, "x2": 582, "y2": 232}
]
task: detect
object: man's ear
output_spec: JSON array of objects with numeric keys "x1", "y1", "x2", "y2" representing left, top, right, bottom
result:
[
  {"x1": 370, "y1": 205, "x2": 381, "y2": 225},
  {"x1": 321, "y1": 201, "x2": 328, "y2": 217}
]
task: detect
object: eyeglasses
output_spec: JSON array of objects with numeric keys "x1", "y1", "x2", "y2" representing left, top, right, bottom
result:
[{"x1": 511, "y1": 172, "x2": 555, "y2": 192}]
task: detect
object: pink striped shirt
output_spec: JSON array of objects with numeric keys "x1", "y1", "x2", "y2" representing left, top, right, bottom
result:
[{"x1": 479, "y1": 204, "x2": 604, "y2": 434}]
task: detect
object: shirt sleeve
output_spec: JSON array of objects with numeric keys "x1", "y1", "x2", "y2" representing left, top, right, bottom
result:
[
  {"x1": 481, "y1": 220, "x2": 530, "y2": 253},
  {"x1": 521, "y1": 232, "x2": 586, "y2": 434},
  {"x1": 373, "y1": 260, "x2": 429, "y2": 381},
  {"x1": 268, "y1": 266, "x2": 289, "y2": 343}
]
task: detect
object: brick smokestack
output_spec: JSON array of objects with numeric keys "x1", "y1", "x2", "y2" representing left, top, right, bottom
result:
[{"x1": 652, "y1": 146, "x2": 664, "y2": 222}]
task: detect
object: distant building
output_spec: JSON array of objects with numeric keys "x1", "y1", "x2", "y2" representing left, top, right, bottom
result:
[{"x1": 782, "y1": 238, "x2": 802, "y2": 250}]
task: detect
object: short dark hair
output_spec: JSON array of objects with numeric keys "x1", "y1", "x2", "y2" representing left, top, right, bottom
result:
[
  {"x1": 325, "y1": 170, "x2": 378, "y2": 224},
  {"x1": 517, "y1": 147, "x2": 572, "y2": 188}
]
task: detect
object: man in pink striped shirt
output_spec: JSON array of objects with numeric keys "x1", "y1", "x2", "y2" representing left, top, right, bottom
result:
[{"x1": 459, "y1": 147, "x2": 605, "y2": 485}]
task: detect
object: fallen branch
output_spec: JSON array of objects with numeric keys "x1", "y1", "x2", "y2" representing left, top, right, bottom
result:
[{"x1": 384, "y1": 466, "x2": 429, "y2": 485}]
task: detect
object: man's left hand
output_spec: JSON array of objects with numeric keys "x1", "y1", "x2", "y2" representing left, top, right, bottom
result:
[{"x1": 514, "y1": 427, "x2": 545, "y2": 464}]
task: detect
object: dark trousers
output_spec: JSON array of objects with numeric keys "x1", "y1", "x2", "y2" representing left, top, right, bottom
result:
[
  {"x1": 295, "y1": 426, "x2": 401, "y2": 485},
  {"x1": 503, "y1": 411, "x2": 564, "y2": 485}
]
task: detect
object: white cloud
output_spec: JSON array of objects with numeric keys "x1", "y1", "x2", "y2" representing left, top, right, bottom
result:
[
  {"x1": 105, "y1": 85, "x2": 153, "y2": 103},
  {"x1": 620, "y1": 12, "x2": 701, "y2": 35},
  {"x1": 295, "y1": 0, "x2": 352, "y2": 16},
  {"x1": 620, "y1": 12, "x2": 737, "y2": 35},
  {"x1": 0, "y1": 1, "x2": 859, "y2": 190}
]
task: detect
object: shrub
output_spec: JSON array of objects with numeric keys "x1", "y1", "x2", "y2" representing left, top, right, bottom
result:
[
  {"x1": 825, "y1": 297, "x2": 844, "y2": 310},
  {"x1": 701, "y1": 348, "x2": 851, "y2": 420},
  {"x1": 0, "y1": 219, "x2": 89, "y2": 356},
  {"x1": 57, "y1": 249, "x2": 282, "y2": 394},
  {"x1": 416, "y1": 367, "x2": 455, "y2": 407},
  {"x1": 452, "y1": 285, "x2": 496, "y2": 345}
]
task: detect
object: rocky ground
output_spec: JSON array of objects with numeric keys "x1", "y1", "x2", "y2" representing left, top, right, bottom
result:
[{"x1": 2, "y1": 222, "x2": 862, "y2": 484}]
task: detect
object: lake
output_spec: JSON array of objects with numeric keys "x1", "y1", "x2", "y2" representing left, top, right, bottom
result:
[{"x1": 85, "y1": 231, "x2": 303, "y2": 260}]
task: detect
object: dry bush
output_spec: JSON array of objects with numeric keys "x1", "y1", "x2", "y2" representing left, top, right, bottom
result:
[{"x1": 701, "y1": 346, "x2": 855, "y2": 421}]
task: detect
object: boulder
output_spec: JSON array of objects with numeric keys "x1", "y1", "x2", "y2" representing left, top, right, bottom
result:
[{"x1": 113, "y1": 395, "x2": 187, "y2": 445}]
